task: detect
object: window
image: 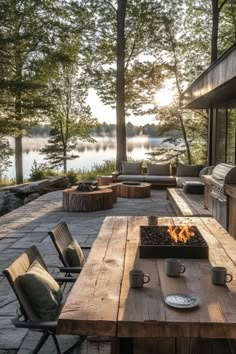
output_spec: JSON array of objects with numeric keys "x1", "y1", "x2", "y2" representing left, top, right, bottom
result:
[
  {"x1": 215, "y1": 109, "x2": 227, "y2": 164},
  {"x1": 226, "y1": 109, "x2": 236, "y2": 164}
]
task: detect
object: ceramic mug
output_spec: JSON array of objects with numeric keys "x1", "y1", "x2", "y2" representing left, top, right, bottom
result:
[
  {"x1": 165, "y1": 258, "x2": 186, "y2": 277},
  {"x1": 129, "y1": 269, "x2": 150, "y2": 288},
  {"x1": 211, "y1": 266, "x2": 233, "y2": 285},
  {"x1": 148, "y1": 216, "x2": 157, "y2": 225}
]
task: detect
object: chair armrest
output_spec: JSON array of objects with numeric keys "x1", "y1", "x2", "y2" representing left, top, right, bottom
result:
[
  {"x1": 55, "y1": 276, "x2": 76, "y2": 283},
  {"x1": 59, "y1": 266, "x2": 82, "y2": 274},
  {"x1": 12, "y1": 318, "x2": 57, "y2": 330}
]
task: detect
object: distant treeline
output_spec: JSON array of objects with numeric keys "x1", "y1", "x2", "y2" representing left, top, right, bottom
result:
[{"x1": 27, "y1": 122, "x2": 179, "y2": 138}]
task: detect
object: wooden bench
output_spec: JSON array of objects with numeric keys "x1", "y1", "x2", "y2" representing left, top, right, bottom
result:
[{"x1": 167, "y1": 188, "x2": 212, "y2": 217}]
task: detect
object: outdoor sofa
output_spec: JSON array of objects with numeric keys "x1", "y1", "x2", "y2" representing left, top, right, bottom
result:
[{"x1": 112, "y1": 162, "x2": 214, "y2": 189}]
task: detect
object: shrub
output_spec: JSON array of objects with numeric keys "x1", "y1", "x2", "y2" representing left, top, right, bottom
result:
[
  {"x1": 29, "y1": 160, "x2": 57, "y2": 181},
  {"x1": 77, "y1": 160, "x2": 116, "y2": 181},
  {"x1": 66, "y1": 170, "x2": 79, "y2": 186}
]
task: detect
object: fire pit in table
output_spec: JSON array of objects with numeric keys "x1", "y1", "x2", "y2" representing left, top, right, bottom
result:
[{"x1": 139, "y1": 225, "x2": 208, "y2": 259}]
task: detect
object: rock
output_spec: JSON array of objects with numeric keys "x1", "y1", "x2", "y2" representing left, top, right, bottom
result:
[
  {"x1": 0, "y1": 192, "x2": 24, "y2": 215},
  {"x1": 24, "y1": 193, "x2": 40, "y2": 204},
  {"x1": 47, "y1": 176, "x2": 69, "y2": 190},
  {"x1": 13, "y1": 180, "x2": 51, "y2": 196},
  {"x1": 0, "y1": 176, "x2": 70, "y2": 216}
]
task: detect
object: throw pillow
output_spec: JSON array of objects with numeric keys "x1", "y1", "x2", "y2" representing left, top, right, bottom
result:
[
  {"x1": 121, "y1": 162, "x2": 142, "y2": 175},
  {"x1": 146, "y1": 163, "x2": 170, "y2": 176},
  {"x1": 176, "y1": 164, "x2": 204, "y2": 177},
  {"x1": 18, "y1": 260, "x2": 62, "y2": 321},
  {"x1": 64, "y1": 240, "x2": 85, "y2": 267}
]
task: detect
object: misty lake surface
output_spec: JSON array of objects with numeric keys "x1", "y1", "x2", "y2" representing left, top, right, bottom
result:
[{"x1": 7, "y1": 136, "x2": 173, "y2": 179}]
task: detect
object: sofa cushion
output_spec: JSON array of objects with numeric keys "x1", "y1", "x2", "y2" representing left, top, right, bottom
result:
[
  {"x1": 145, "y1": 175, "x2": 176, "y2": 183},
  {"x1": 146, "y1": 163, "x2": 170, "y2": 176},
  {"x1": 117, "y1": 174, "x2": 145, "y2": 182},
  {"x1": 18, "y1": 260, "x2": 62, "y2": 321},
  {"x1": 176, "y1": 176, "x2": 201, "y2": 188},
  {"x1": 176, "y1": 164, "x2": 204, "y2": 177},
  {"x1": 121, "y1": 162, "x2": 142, "y2": 175}
]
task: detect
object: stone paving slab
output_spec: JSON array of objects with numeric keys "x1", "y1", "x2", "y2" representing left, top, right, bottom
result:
[{"x1": 0, "y1": 189, "x2": 174, "y2": 353}]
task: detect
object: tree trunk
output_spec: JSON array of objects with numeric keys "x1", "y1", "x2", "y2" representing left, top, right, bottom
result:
[
  {"x1": 63, "y1": 159, "x2": 67, "y2": 174},
  {"x1": 15, "y1": 48, "x2": 24, "y2": 184},
  {"x1": 211, "y1": 0, "x2": 219, "y2": 62},
  {"x1": 15, "y1": 136, "x2": 23, "y2": 184},
  {"x1": 170, "y1": 32, "x2": 192, "y2": 165},
  {"x1": 178, "y1": 111, "x2": 192, "y2": 165},
  {"x1": 63, "y1": 148, "x2": 67, "y2": 174},
  {"x1": 116, "y1": 0, "x2": 127, "y2": 170}
]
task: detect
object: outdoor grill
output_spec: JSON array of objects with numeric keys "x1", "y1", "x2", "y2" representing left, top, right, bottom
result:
[{"x1": 208, "y1": 163, "x2": 236, "y2": 228}]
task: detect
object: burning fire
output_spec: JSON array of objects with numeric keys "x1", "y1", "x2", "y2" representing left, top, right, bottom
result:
[{"x1": 167, "y1": 225, "x2": 195, "y2": 243}]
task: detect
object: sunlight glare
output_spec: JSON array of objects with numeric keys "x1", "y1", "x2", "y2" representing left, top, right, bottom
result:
[{"x1": 155, "y1": 87, "x2": 175, "y2": 107}]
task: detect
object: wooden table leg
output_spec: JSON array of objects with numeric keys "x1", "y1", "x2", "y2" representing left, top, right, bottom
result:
[{"x1": 111, "y1": 338, "x2": 133, "y2": 354}]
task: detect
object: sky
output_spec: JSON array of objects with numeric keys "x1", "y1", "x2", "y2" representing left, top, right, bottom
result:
[
  {"x1": 86, "y1": 78, "x2": 177, "y2": 125},
  {"x1": 86, "y1": 88, "x2": 155, "y2": 125}
]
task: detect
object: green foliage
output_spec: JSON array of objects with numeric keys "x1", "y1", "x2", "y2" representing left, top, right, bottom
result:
[
  {"x1": 29, "y1": 160, "x2": 57, "y2": 182},
  {"x1": 41, "y1": 40, "x2": 98, "y2": 173},
  {"x1": 0, "y1": 137, "x2": 13, "y2": 177},
  {"x1": 77, "y1": 160, "x2": 116, "y2": 181},
  {"x1": 66, "y1": 170, "x2": 79, "y2": 186},
  {"x1": 84, "y1": 0, "x2": 168, "y2": 115}
]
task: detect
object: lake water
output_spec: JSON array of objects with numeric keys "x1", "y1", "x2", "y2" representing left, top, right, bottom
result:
[{"x1": 6, "y1": 136, "x2": 173, "y2": 179}]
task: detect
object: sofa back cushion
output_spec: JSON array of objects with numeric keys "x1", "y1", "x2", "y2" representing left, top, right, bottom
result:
[
  {"x1": 176, "y1": 164, "x2": 204, "y2": 177},
  {"x1": 121, "y1": 162, "x2": 142, "y2": 175},
  {"x1": 147, "y1": 163, "x2": 170, "y2": 176}
]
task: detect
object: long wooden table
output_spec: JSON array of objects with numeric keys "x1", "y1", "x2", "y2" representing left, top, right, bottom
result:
[{"x1": 57, "y1": 216, "x2": 236, "y2": 353}]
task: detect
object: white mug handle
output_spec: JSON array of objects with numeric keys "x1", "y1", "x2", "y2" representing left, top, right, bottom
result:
[{"x1": 143, "y1": 274, "x2": 150, "y2": 284}]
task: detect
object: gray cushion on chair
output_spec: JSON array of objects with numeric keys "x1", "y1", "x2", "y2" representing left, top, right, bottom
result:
[
  {"x1": 18, "y1": 260, "x2": 62, "y2": 320},
  {"x1": 121, "y1": 162, "x2": 142, "y2": 175},
  {"x1": 64, "y1": 240, "x2": 85, "y2": 267},
  {"x1": 147, "y1": 163, "x2": 170, "y2": 176}
]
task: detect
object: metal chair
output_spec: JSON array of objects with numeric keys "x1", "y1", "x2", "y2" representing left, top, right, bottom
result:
[
  {"x1": 48, "y1": 221, "x2": 91, "y2": 275},
  {"x1": 3, "y1": 245, "x2": 85, "y2": 354}
]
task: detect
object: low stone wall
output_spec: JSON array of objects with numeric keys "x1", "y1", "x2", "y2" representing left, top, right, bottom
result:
[{"x1": 0, "y1": 176, "x2": 69, "y2": 215}]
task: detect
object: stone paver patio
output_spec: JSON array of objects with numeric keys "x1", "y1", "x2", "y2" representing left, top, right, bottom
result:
[{"x1": 0, "y1": 189, "x2": 175, "y2": 353}]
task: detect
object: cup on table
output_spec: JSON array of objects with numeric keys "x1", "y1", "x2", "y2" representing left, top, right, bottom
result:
[
  {"x1": 129, "y1": 269, "x2": 150, "y2": 288},
  {"x1": 211, "y1": 266, "x2": 233, "y2": 285},
  {"x1": 148, "y1": 216, "x2": 157, "y2": 226},
  {"x1": 165, "y1": 258, "x2": 186, "y2": 277}
]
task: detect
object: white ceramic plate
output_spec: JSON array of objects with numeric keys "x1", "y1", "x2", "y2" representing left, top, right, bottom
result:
[{"x1": 164, "y1": 293, "x2": 199, "y2": 309}]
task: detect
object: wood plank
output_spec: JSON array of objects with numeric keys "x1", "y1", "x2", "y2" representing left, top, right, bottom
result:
[
  {"x1": 167, "y1": 188, "x2": 211, "y2": 217},
  {"x1": 57, "y1": 216, "x2": 128, "y2": 336}
]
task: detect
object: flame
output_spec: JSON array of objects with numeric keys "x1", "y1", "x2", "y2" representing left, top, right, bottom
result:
[{"x1": 167, "y1": 225, "x2": 195, "y2": 243}]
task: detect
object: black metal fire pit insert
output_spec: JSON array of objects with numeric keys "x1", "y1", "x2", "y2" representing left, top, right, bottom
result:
[{"x1": 139, "y1": 225, "x2": 208, "y2": 259}]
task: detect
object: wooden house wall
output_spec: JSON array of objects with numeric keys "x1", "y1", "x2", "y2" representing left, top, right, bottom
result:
[{"x1": 182, "y1": 45, "x2": 236, "y2": 108}]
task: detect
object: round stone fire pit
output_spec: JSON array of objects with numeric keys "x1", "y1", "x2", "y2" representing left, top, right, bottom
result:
[{"x1": 118, "y1": 181, "x2": 151, "y2": 198}]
